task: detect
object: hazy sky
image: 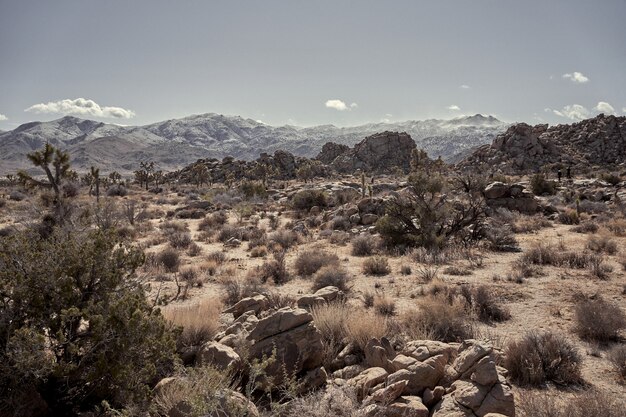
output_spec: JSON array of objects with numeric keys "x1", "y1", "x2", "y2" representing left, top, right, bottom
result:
[{"x1": 1, "y1": 0, "x2": 625, "y2": 129}]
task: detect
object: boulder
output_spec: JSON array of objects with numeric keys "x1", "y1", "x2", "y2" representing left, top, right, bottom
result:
[
  {"x1": 347, "y1": 367, "x2": 389, "y2": 400},
  {"x1": 386, "y1": 396, "x2": 429, "y2": 417},
  {"x1": 387, "y1": 354, "x2": 447, "y2": 395},
  {"x1": 364, "y1": 337, "x2": 396, "y2": 372},
  {"x1": 195, "y1": 341, "x2": 242, "y2": 371},
  {"x1": 224, "y1": 294, "x2": 267, "y2": 318}
]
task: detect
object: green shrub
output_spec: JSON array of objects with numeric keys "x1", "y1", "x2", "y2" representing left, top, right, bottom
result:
[
  {"x1": 530, "y1": 174, "x2": 557, "y2": 196},
  {"x1": 0, "y1": 229, "x2": 177, "y2": 413}
]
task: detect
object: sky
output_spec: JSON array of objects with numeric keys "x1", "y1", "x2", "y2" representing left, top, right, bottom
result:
[{"x1": 1, "y1": 0, "x2": 625, "y2": 129}]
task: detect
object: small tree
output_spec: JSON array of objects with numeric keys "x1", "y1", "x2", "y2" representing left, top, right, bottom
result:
[
  {"x1": 191, "y1": 163, "x2": 210, "y2": 187},
  {"x1": 90, "y1": 166, "x2": 100, "y2": 202},
  {"x1": 17, "y1": 143, "x2": 71, "y2": 201}
]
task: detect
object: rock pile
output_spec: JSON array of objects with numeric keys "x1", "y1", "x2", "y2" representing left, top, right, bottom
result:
[
  {"x1": 459, "y1": 114, "x2": 626, "y2": 174},
  {"x1": 318, "y1": 131, "x2": 417, "y2": 173},
  {"x1": 483, "y1": 182, "x2": 539, "y2": 214}
]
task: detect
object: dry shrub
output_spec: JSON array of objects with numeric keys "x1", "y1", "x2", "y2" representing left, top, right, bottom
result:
[
  {"x1": 278, "y1": 385, "x2": 359, "y2": 417},
  {"x1": 400, "y1": 265, "x2": 412, "y2": 275},
  {"x1": 259, "y1": 251, "x2": 290, "y2": 285},
  {"x1": 186, "y1": 242, "x2": 202, "y2": 257},
  {"x1": 295, "y1": 250, "x2": 339, "y2": 277},
  {"x1": 158, "y1": 247, "x2": 181, "y2": 273},
  {"x1": 168, "y1": 232, "x2": 193, "y2": 249},
  {"x1": 471, "y1": 285, "x2": 511, "y2": 323},
  {"x1": 585, "y1": 234, "x2": 618, "y2": 255},
  {"x1": 268, "y1": 229, "x2": 299, "y2": 250},
  {"x1": 609, "y1": 344, "x2": 626, "y2": 380},
  {"x1": 250, "y1": 245, "x2": 268, "y2": 258},
  {"x1": 312, "y1": 266, "x2": 351, "y2": 292},
  {"x1": 351, "y1": 235, "x2": 377, "y2": 257},
  {"x1": 605, "y1": 217, "x2": 626, "y2": 237},
  {"x1": 512, "y1": 215, "x2": 552, "y2": 233},
  {"x1": 520, "y1": 243, "x2": 600, "y2": 269},
  {"x1": 373, "y1": 294, "x2": 396, "y2": 316},
  {"x1": 411, "y1": 245, "x2": 463, "y2": 265},
  {"x1": 217, "y1": 225, "x2": 246, "y2": 242},
  {"x1": 198, "y1": 210, "x2": 228, "y2": 232},
  {"x1": 160, "y1": 220, "x2": 188, "y2": 234},
  {"x1": 206, "y1": 251, "x2": 227, "y2": 265},
  {"x1": 362, "y1": 256, "x2": 391, "y2": 276},
  {"x1": 571, "y1": 221, "x2": 598, "y2": 234},
  {"x1": 161, "y1": 297, "x2": 222, "y2": 350},
  {"x1": 504, "y1": 331, "x2": 582, "y2": 386},
  {"x1": 558, "y1": 209, "x2": 580, "y2": 225},
  {"x1": 587, "y1": 255, "x2": 613, "y2": 279},
  {"x1": 484, "y1": 224, "x2": 519, "y2": 251},
  {"x1": 442, "y1": 265, "x2": 470, "y2": 276},
  {"x1": 221, "y1": 276, "x2": 265, "y2": 306},
  {"x1": 401, "y1": 294, "x2": 473, "y2": 342},
  {"x1": 345, "y1": 312, "x2": 388, "y2": 352},
  {"x1": 574, "y1": 297, "x2": 626, "y2": 343},
  {"x1": 517, "y1": 389, "x2": 625, "y2": 417}
]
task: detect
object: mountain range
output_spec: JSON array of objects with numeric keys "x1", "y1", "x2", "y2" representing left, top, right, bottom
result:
[{"x1": 0, "y1": 113, "x2": 507, "y2": 174}]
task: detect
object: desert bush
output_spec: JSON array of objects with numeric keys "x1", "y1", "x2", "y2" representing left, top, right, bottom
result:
[
  {"x1": 217, "y1": 225, "x2": 245, "y2": 242},
  {"x1": 517, "y1": 390, "x2": 625, "y2": 417},
  {"x1": 268, "y1": 229, "x2": 299, "y2": 250},
  {"x1": 168, "y1": 232, "x2": 193, "y2": 249},
  {"x1": 329, "y1": 231, "x2": 351, "y2": 245},
  {"x1": 585, "y1": 234, "x2": 618, "y2": 255},
  {"x1": 0, "y1": 228, "x2": 177, "y2": 413},
  {"x1": 471, "y1": 285, "x2": 511, "y2": 322},
  {"x1": 362, "y1": 256, "x2": 391, "y2": 276},
  {"x1": 295, "y1": 250, "x2": 340, "y2": 277},
  {"x1": 250, "y1": 245, "x2": 268, "y2": 258},
  {"x1": 511, "y1": 215, "x2": 552, "y2": 233},
  {"x1": 520, "y1": 243, "x2": 599, "y2": 269},
  {"x1": 401, "y1": 295, "x2": 473, "y2": 342},
  {"x1": 9, "y1": 190, "x2": 25, "y2": 201},
  {"x1": 207, "y1": 251, "x2": 227, "y2": 265},
  {"x1": 351, "y1": 234, "x2": 377, "y2": 256},
  {"x1": 312, "y1": 266, "x2": 351, "y2": 292},
  {"x1": 186, "y1": 242, "x2": 202, "y2": 257},
  {"x1": 376, "y1": 171, "x2": 485, "y2": 249},
  {"x1": 291, "y1": 189, "x2": 328, "y2": 211},
  {"x1": 484, "y1": 224, "x2": 519, "y2": 251},
  {"x1": 609, "y1": 344, "x2": 626, "y2": 380},
  {"x1": 330, "y1": 215, "x2": 351, "y2": 231},
  {"x1": 600, "y1": 172, "x2": 621, "y2": 186},
  {"x1": 504, "y1": 331, "x2": 582, "y2": 386},
  {"x1": 106, "y1": 184, "x2": 127, "y2": 197},
  {"x1": 158, "y1": 247, "x2": 181, "y2": 273},
  {"x1": 221, "y1": 276, "x2": 265, "y2": 306},
  {"x1": 417, "y1": 265, "x2": 440, "y2": 281},
  {"x1": 277, "y1": 385, "x2": 359, "y2": 417},
  {"x1": 442, "y1": 265, "x2": 470, "y2": 276},
  {"x1": 558, "y1": 209, "x2": 580, "y2": 225},
  {"x1": 239, "y1": 180, "x2": 267, "y2": 199},
  {"x1": 198, "y1": 211, "x2": 228, "y2": 232},
  {"x1": 162, "y1": 297, "x2": 222, "y2": 351},
  {"x1": 571, "y1": 221, "x2": 598, "y2": 234},
  {"x1": 605, "y1": 217, "x2": 626, "y2": 236},
  {"x1": 259, "y1": 251, "x2": 290, "y2": 285},
  {"x1": 577, "y1": 200, "x2": 608, "y2": 214},
  {"x1": 530, "y1": 173, "x2": 557, "y2": 195},
  {"x1": 400, "y1": 265, "x2": 412, "y2": 275},
  {"x1": 373, "y1": 294, "x2": 396, "y2": 316},
  {"x1": 587, "y1": 255, "x2": 613, "y2": 279},
  {"x1": 574, "y1": 297, "x2": 626, "y2": 343}
]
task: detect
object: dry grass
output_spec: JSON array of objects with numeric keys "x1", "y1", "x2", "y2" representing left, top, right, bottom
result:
[
  {"x1": 312, "y1": 266, "x2": 351, "y2": 292},
  {"x1": 161, "y1": 297, "x2": 223, "y2": 350},
  {"x1": 517, "y1": 389, "x2": 625, "y2": 417},
  {"x1": 585, "y1": 233, "x2": 618, "y2": 255},
  {"x1": 351, "y1": 234, "x2": 377, "y2": 257},
  {"x1": 373, "y1": 294, "x2": 396, "y2": 316},
  {"x1": 608, "y1": 344, "x2": 626, "y2": 381},
  {"x1": 400, "y1": 294, "x2": 473, "y2": 342},
  {"x1": 294, "y1": 249, "x2": 340, "y2": 277}
]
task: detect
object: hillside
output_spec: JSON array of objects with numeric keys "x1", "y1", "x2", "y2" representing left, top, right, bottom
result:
[{"x1": 0, "y1": 113, "x2": 506, "y2": 174}]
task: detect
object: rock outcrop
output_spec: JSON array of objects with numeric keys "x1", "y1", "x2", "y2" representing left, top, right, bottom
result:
[
  {"x1": 319, "y1": 131, "x2": 417, "y2": 174},
  {"x1": 483, "y1": 182, "x2": 539, "y2": 214},
  {"x1": 459, "y1": 114, "x2": 626, "y2": 174}
]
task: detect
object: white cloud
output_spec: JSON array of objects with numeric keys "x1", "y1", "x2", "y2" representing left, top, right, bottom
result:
[
  {"x1": 25, "y1": 98, "x2": 135, "y2": 119},
  {"x1": 325, "y1": 99, "x2": 356, "y2": 111},
  {"x1": 460, "y1": 84, "x2": 470, "y2": 89},
  {"x1": 447, "y1": 105, "x2": 461, "y2": 111},
  {"x1": 0, "y1": 114, "x2": 7, "y2": 121},
  {"x1": 562, "y1": 72, "x2": 589, "y2": 84},
  {"x1": 594, "y1": 101, "x2": 615, "y2": 114},
  {"x1": 552, "y1": 104, "x2": 590, "y2": 120}
]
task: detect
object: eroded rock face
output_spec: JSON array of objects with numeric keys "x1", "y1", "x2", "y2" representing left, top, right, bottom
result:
[
  {"x1": 330, "y1": 131, "x2": 417, "y2": 173},
  {"x1": 483, "y1": 182, "x2": 539, "y2": 214},
  {"x1": 317, "y1": 142, "x2": 350, "y2": 164},
  {"x1": 459, "y1": 114, "x2": 626, "y2": 174}
]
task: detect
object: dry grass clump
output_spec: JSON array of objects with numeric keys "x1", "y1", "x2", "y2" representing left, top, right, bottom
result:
[
  {"x1": 585, "y1": 233, "x2": 618, "y2": 255},
  {"x1": 161, "y1": 297, "x2": 223, "y2": 350},
  {"x1": 401, "y1": 294, "x2": 473, "y2": 342},
  {"x1": 504, "y1": 331, "x2": 582, "y2": 386},
  {"x1": 519, "y1": 243, "x2": 601, "y2": 269},
  {"x1": 557, "y1": 209, "x2": 580, "y2": 225},
  {"x1": 511, "y1": 215, "x2": 552, "y2": 233},
  {"x1": 312, "y1": 266, "x2": 351, "y2": 293},
  {"x1": 608, "y1": 344, "x2": 626, "y2": 380},
  {"x1": 373, "y1": 294, "x2": 396, "y2": 316},
  {"x1": 571, "y1": 221, "x2": 599, "y2": 234},
  {"x1": 250, "y1": 245, "x2": 268, "y2": 258},
  {"x1": 160, "y1": 220, "x2": 189, "y2": 234},
  {"x1": 186, "y1": 241, "x2": 202, "y2": 257},
  {"x1": 517, "y1": 389, "x2": 625, "y2": 417},
  {"x1": 344, "y1": 311, "x2": 388, "y2": 352},
  {"x1": 484, "y1": 224, "x2": 519, "y2": 251},
  {"x1": 168, "y1": 232, "x2": 193, "y2": 249},
  {"x1": 206, "y1": 251, "x2": 227, "y2": 265},
  {"x1": 574, "y1": 297, "x2": 626, "y2": 343},
  {"x1": 411, "y1": 245, "x2": 463, "y2": 265},
  {"x1": 351, "y1": 234, "x2": 377, "y2": 257},
  {"x1": 605, "y1": 217, "x2": 626, "y2": 237},
  {"x1": 294, "y1": 250, "x2": 340, "y2": 277},
  {"x1": 258, "y1": 251, "x2": 290, "y2": 285},
  {"x1": 278, "y1": 385, "x2": 359, "y2": 417},
  {"x1": 362, "y1": 255, "x2": 391, "y2": 276}
]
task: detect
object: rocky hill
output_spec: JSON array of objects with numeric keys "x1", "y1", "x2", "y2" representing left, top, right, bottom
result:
[
  {"x1": 458, "y1": 114, "x2": 626, "y2": 174},
  {"x1": 0, "y1": 113, "x2": 506, "y2": 175},
  {"x1": 319, "y1": 131, "x2": 417, "y2": 173}
]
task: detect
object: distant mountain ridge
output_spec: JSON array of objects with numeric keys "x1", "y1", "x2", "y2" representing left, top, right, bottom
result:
[{"x1": 0, "y1": 113, "x2": 507, "y2": 174}]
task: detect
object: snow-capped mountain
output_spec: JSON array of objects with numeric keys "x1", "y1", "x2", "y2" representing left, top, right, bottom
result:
[{"x1": 0, "y1": 113, "x2": 507, "y2": 174}]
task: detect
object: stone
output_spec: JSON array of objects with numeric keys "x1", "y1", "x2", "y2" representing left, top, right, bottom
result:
[
  {"x1": 224, "y1": 294, "x2": 267, "y2": 318},
  {"x1": 364, "y1": 337, "x2": 396, "y2": 372},
  {"x1": 470, "y1": 355, "x2": 499, "y2": 386},
  {"x1": 363, "y1": 380, "x2": 408, "y2": 406},
  {"x1": 195, "y1": 341, "x2": 242, "y2": 371},
  {"x1": 403, "y1": 340, "x2": 456, "y2": 362},
  {"x1": 386, "y1": 396, "x2": 429, "y2": 417},
  {"x1": 347, "y1": 367, "x2": 389, "y2": 400},
  {"x1": 388, "y1": 354, "x2": 447, "y2": 395},
  {"x1": 484, "y1": 182, "x2": 509, "y2": 199},
  {"x1": 422, "y1": 386, "x2": 445, "y2": 408},
  {"x1": 247, "y1": 307, "x2": 313, "y2": 342},
  {"x1": 361, "y1": 214, "x2": 379, "y2": 225},
  {"x1": 391, "y1": 354, "x2": 418, "y2": 371}
]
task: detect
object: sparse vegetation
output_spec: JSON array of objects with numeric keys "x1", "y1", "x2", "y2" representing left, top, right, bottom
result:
[
  {"x1": 362, "y1": 255, "x2": 391, "y2": 276},
  {"x1": 574, "y1": 297, "x2": 626, "y2": 343}
]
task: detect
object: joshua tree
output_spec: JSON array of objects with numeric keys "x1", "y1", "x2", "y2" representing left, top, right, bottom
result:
[
  {"x1": 191, "y1": 163, "x2": 210, "y2": 187},
  {"x1": 90, "y1": 166, "x2": 100, "y2": 202},
  {"x1": 17, "y1": 143, "x2": 71, "y2": 201}
]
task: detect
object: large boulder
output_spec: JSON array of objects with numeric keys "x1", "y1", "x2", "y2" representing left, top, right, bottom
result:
[{"x1": 195, "y1": 341, "x2": 242, "y2": 372}]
